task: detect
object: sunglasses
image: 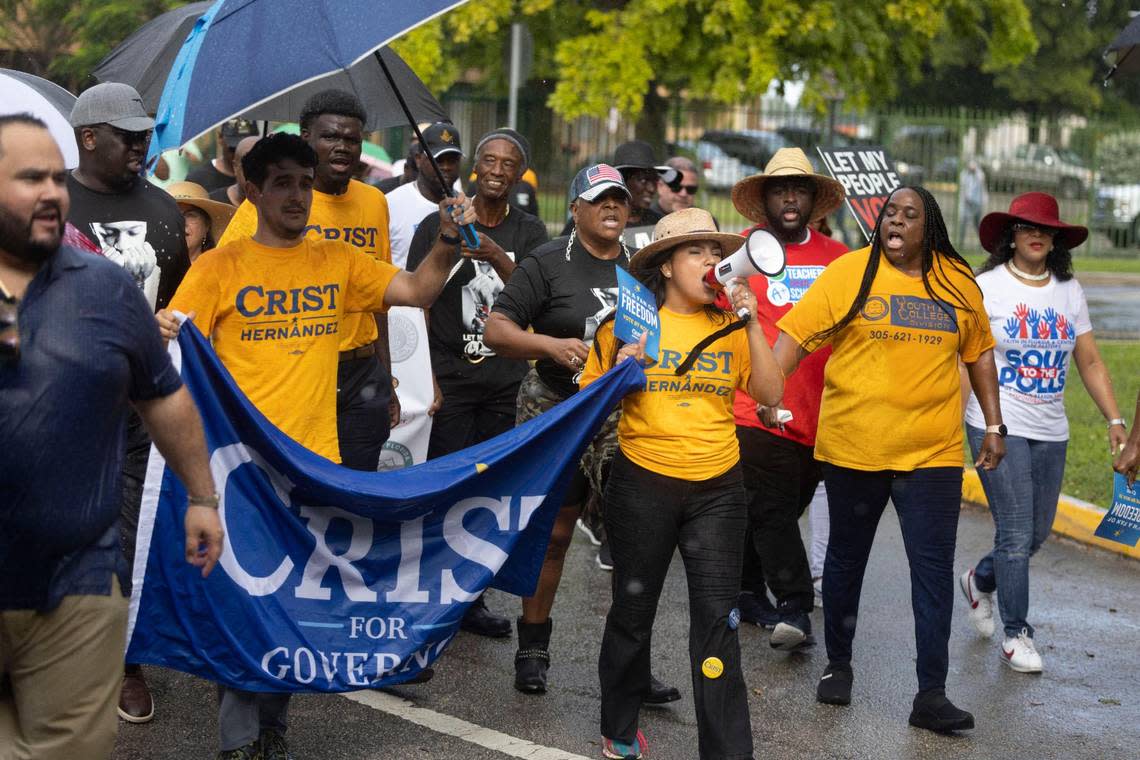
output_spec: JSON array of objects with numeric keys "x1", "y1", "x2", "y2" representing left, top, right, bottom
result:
[
  {"x1": 103, "y1": 125, "x2": 153, "y2": 146},
  {"x1": 674, "y1": 184, "x2": 700, "y2": 195},
  {"x1": 0, "y1": 294, "x2": 19, "y2": 365},
  {"x1": 1012, "y1": 222, "x2": 1058, "y2": 237}
]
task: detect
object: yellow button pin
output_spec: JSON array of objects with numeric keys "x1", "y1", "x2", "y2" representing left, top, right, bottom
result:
[{"x1": 701, "y1": 657, "x2": 723, "y2": 679}]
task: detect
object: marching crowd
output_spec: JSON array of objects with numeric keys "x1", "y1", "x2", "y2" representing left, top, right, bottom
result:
[{"x1": 2, "y1": 80, "x2": 1140, "y2": 760}]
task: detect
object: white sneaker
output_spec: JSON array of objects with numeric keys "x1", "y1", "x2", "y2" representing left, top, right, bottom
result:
[
  {"x1": 1000, "y1": 629, "x2": 1043, "y2": 673},
  {"x1": 812, "y1": 577, "x2": 823, "y2": 609},
  {"x1": 958, "y1": 568, "x2": 995, "y2": 638}
]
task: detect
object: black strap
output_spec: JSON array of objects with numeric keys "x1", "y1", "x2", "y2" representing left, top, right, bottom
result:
[{"x1": 674, "y1": 319, "x2": 747, "y2": 375}]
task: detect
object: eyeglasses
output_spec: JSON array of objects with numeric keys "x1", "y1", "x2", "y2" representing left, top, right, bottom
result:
[
  {"x1": 0, "y1": 294, "x2": 19, "y2": 365},
  {"x1": 1012, "y1": 222, "x2": 1058, "y2": 237},
  {"x1": 674, "y1": 184, "x2": 699, "y2": 195}
]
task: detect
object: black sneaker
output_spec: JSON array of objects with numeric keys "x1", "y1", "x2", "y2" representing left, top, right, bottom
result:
[
  {"x1": 643, "y1": 674, "x2": 681, "y2": 705},
  {"x1": 576, "y1": 516, "x2": 603, "y2": 546},
  {"x1": 217, "y1": 742, "x2": 261, "y2": 760},
  {"x1": 596, "y1": 540, "x2": 614, "y2": 571},
  {"x1": 737, "y1": 591, "x2": 780, "y2": 629},
  {"x1": 461, "y1": 594, "x2": 512, "y2": 638},
  {"x1": 908, "y1": 689, "x2": 975, "y2": 733},
  {"x1": 770, "y1": 612, "x2": 816, "y2": 651},
  {"x1": 816, "y1": 662, "x2": 853, "y2": 705}
]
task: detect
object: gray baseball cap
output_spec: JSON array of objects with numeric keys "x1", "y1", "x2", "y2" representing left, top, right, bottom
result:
[{"x1": 69, "y1": 82, "x2": 155, "y2": 131}]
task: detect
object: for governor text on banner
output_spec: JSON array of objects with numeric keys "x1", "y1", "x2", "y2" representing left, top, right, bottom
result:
[{"x1": 126, "y1": 321, "x2": 643, "y2": 692}]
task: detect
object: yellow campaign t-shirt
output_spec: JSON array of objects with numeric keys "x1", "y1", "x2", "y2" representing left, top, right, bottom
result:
[
  {"x1": 218, "y1": 179, "x2": 392, "y2": 351},
  {"x1": 777, "y1": 246, "x2": 994, "y2": 472},
  {"x1": 169, "y1": 236, "x2": 399, "y2": 461},
  {"x1": 580, "y1": 308, "x2": 752, "y2": 481}
]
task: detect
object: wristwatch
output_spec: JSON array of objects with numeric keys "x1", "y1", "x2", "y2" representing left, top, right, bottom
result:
[
  {"x1": 985, "y1": 424, "x2": 1008, "y2": 438},
  {"x1": 1108, "y1": 418, "x2": 1128, "y2": 429}
]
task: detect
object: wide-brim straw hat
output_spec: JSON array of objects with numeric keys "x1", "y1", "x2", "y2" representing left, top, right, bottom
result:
[
  {"x1": 165, "y1": 181, "x2": 235, "y2": 239},
  {"x1": 731, "y1": 147, "x2": 846, "y2": 223},
  {"x1": 978, "y1": 191, "x2": 1088, "y2": 253},
  {"x1": 629, "y1": 208, "x2": 744, "y2": 272}
]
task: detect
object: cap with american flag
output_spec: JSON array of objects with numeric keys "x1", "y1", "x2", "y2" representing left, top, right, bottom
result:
[{"x1": 571, "y1": 163, "x2": 631, "y2": 203}]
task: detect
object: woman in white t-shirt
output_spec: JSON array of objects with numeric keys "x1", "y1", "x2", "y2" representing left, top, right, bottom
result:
[{"x1": 959, "y1": 192, "x2": 1128, "y2": 675}]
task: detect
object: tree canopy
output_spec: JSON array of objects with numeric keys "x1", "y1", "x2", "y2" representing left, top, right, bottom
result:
[{"x1": 392, "y1": 0, "x2": 1037, "y2": 118}]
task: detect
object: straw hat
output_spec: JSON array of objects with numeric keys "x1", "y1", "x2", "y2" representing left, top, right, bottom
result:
[
  {"x1": 165, "y1": 181, "x2": 235, "y2": 239},
  {"x1": 628, "y1": 208, "x2": 744, "y2": 272},
  {"x1": 978, "y1": 191, "x2": 1088, "y2": 253},
  {"x1": 731, "y1": 147, "x2": 846, "y2": 223}
]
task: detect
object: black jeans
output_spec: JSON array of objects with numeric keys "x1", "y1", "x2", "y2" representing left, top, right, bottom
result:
[
  {"x1": 427, "y1": 384, "x2": 515, "y2": 459},
  {"x1": 737, "y1": 426, "x2": 818, "y2": 613},
  {"x1": 599, "y1": 450, "x2": 753, "y2": 760},
  {"x1": 822, "y1": 464, "x2": 963, "y2": 693},
  {"x1": 336, "y1": 354, "x2": 391, "y2": 471}
]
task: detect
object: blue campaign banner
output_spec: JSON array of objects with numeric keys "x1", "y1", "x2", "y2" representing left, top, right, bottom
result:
[
  {"x1": 1094, "y1": 473, "x2": 1140, "y2": 547},
  {"x1": 614, "y1": 267, "x2": 661, "y2": 361},
  {"x1": 126, "y1": 320, "x2": 643, "y2": 692}
]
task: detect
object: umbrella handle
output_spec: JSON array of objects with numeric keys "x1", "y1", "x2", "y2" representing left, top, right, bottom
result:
[{"x1": 374, "y1": 50, "x2": 480, "y2": 249}]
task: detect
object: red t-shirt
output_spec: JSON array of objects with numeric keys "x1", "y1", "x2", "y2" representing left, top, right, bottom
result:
[{"x1": 733, "y1": 227, "x2": 849, "y2": 446}]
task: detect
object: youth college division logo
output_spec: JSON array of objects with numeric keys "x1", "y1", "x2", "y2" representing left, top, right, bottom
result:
[{"x1": 998, "y1": 304, "x2": 1075, "y2": 397}]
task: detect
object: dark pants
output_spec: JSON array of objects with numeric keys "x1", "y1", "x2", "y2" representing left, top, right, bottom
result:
[
  {"x1": 822, "y1": 464, "x2": 963, "y2": 693},
  {"x1": 336, "y1": 353, "x2": 391, "y2": 471},
  {"x1": 599, "y1": 450, "x2": 753, "y2": 760},
  {"x1": 737, "y1": 426, "x2": 818, "y2": 613},
  {"x1": 427, "y1": 386, "x2": 515, "y2": 459}
]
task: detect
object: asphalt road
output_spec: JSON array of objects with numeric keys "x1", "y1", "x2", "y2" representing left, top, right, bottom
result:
[{"x1": 112, "y1": 503, "x2": 1140, "y2": 759}]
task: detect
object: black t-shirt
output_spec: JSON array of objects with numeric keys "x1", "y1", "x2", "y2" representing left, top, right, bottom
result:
[
  {"x1": 66, "y1": 174, "x2": 189, "y2": 311},
  {"x1": 492, "y1": 235, "x2": 628, "y2": 398},
  {"x1": 407, "y1": 207, "x2": 549, "y2": 400},
  {"x1": 186, "y1": 160, "x2": 233, "y2": 193}
]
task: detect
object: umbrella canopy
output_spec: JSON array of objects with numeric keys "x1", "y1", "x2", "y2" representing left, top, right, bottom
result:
[
  {"x1": 0, "y1": 69, "x2": 79, "y2": 168},
  {"x1": 1104, "y1": 14, "x2": 1140, "y2": 80},
  {"x1": 142, "y1": 0, "x2": 463, "y2": 162}
]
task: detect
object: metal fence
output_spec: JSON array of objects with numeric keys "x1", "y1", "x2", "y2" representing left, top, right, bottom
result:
[{"x1": 421, "y1": 94, "x2": 1140, "y2": 258}]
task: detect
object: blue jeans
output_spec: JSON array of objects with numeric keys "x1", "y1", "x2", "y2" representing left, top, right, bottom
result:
[
  {"x1": 966, "y1": 425, "x2": 1068, "y2": 638},
  {"x1": 822, "y1": 464, "x2": 963, "y2": 693}
]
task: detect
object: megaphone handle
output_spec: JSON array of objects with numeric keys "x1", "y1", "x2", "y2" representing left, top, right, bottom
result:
[{"x1": 727, "y1": 279, "x2": 752, "y2": 323}]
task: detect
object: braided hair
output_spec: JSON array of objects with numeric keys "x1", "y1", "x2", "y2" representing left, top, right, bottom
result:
[{"x1": 804, "y1": 186, "x2": 983, "y2": 349}]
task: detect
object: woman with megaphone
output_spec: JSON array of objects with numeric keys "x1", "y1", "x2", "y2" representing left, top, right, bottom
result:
[
  {"x1": 772, "y1": 186, "x2": 1004, "y2": 733},
  {"x1": 579, "y1": 207, "x2": 784, "y2": 760}
]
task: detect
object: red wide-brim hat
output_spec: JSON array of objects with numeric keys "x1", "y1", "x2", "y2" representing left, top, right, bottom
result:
[{"x1": 978, "y1": 191, "x2": 1088, "y2": 253}]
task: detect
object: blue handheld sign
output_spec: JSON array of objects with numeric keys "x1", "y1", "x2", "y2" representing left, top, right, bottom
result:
[
  {"x1": 614, "y1": 268, "x2": 660, "y2": 362},
  {"x1": 1094, "y1": 472, "x2": 1140, "y2": 547}
]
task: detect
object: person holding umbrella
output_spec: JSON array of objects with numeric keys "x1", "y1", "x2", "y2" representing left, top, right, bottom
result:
[
  {"x1": 161, "y1": 132, "x2": 474, "y2": 760},
  {"x1": 958, "y1": 192, "x2": 1128, "y2": 674}
]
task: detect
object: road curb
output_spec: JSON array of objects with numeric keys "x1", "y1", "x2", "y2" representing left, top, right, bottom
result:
[{"x1": 962, "y1": 469, "x2": 1140, "y2": 561}]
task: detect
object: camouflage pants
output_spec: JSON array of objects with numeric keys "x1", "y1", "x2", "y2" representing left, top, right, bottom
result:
[{"x1": 515, "y1": 368, "x2": 620, "y2": 531}]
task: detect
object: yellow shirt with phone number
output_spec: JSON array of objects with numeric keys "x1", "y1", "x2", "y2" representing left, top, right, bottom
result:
[
  {"x1": 218, "y1": 179, "x2": 391, "y2": 352},
  {"x1": 777, "y1": 246, "x2": 994, "y2": 472},
  {"x1": 580, "y1": 308, "x2": 752, "y2": 481},
  {"x1": 170, "y1": 236, "x2": 398, "y2": 461}
]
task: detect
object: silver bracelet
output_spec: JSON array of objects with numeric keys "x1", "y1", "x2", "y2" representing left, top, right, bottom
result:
[{"x1": 1108, "y1": 418, "x2": 1127, "y2": 429}]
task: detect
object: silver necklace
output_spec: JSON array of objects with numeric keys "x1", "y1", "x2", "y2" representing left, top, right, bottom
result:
[{"x1": 1007, "y1": 261, "x2": 1049, "y2": 282}]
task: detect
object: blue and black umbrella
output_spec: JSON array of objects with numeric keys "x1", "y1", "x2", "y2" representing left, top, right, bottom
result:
[
  {"x1": 0, "y1": 68, "x2": 79, "y2": 167},
  {"x1": 139, "y1": 0, "x2": 466, "y2": 160}
]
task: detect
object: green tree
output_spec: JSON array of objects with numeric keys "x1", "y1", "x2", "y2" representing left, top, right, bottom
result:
[
  {"x1": 392, "y1": 0, "x2": 1035, "y2": 119},
  {"x1": 0, "y1": 0, "x2": 184, "y2": 90}
]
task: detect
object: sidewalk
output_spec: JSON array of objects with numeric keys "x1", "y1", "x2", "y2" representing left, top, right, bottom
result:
[{"x1": 962, "y1": 468, "x2": 1140, "y2": 561}]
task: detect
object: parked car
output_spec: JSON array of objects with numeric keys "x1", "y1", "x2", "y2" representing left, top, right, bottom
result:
[
  {"x1": 1092, "y1": 182, "x2": 1140, "y2": 247},
  {"x1": 668, "y1": 139, "x2": 759, "y2": 190},
  {"x1": 699, "y1": 130, "x2": 792, "y2": 174},
  {"x1": 985, "y1": 144, "x2": 1096, "y2": 199}
]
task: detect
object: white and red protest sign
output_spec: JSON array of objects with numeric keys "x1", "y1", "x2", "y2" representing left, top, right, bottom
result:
[{"x1": 817, "y1": 146, "x2": 902, "y2": 241}]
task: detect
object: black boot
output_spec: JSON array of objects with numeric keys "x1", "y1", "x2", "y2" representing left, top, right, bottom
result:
[
  {"x1": 514, "y1": 617, "x2": 552, "y2": 694},
  {"x1": 643, "y1": 674, "x2": 681, "y2": 705},
  {"x1": 461, "y1": 594, "x2": 512, "y2": 638}
]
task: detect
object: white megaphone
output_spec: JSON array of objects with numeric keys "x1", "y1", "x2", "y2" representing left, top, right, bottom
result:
[{"x1": 703, "y1": 228, "x2": 787, "y2": 321}]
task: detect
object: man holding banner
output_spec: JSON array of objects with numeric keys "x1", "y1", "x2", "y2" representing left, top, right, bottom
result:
[
  {"x1": 159, "y1": 132, "x2": 474, "y2": 760},
  {"x1": 0, "y1": 114, "x2": 222, "y2": 760}
]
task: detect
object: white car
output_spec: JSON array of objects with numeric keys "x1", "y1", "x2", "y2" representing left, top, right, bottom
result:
[
  {"x1": 1092, "y1": 183, "x2": 1140, "y2": 247},
  {"x1": 671, "y1": 140, "x2": 760, "y2": 190}
]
